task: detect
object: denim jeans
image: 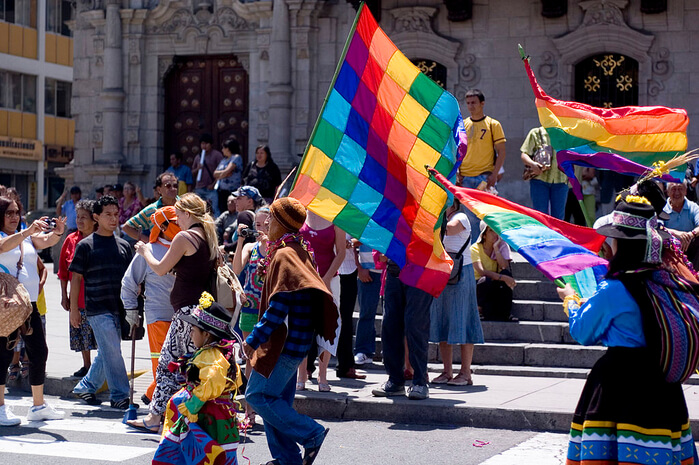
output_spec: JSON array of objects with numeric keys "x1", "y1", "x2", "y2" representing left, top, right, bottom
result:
[
  {"x1": 74, "y1": 312, "x2": 129, "y2": 402},
  {"x1": 460, "y1": 174, "x2": 489, "y2": 244},
  {"x1": 354, "y1": 271, "x2": 382, "y2": 356},
  {"x1": 194, "y1": 187, "x2": 219, "y2": 217},
  {"x1": 530, "y1": 179, "x2": 568, "y2": 220},
  {"x1": 381, "y1": 273, "x2": 432, "y2": 386},
  {"x1": 246, "y1": 354, "x2": 326, "y2": 465}
]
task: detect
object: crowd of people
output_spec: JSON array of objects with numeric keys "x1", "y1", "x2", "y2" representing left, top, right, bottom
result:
[{"x1": 0, "y1": 94, "x2": 698, "y2": 464}]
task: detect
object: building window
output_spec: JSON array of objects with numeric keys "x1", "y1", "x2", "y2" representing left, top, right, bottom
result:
[
  {"x1": 46, "y1": 0, "x2": 73, "y2": 36},
  {"x1": 0, "y1": 0, "x2": 37, "y2": 28},
  {"x1": 0, "y1": 70, "x2": 36, "y2": 113},
  {"x1": 411, "y1": 59, "x2": 447, "y2": 89},
  {"x1": 45, "y1": 78, "x2": 71, "y2": 117},
  {"x1": 575, "y1": 53, "x2": 639, "y2": 108}
]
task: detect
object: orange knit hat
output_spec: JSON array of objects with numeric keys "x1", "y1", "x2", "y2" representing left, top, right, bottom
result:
[{"x1": 149, "y1": 206, "x2": 181, "y2": 243}]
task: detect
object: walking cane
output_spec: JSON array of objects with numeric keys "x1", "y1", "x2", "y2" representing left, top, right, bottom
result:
[{"x1": 122, "y1": 315, "x2": 140, "y2": 423}]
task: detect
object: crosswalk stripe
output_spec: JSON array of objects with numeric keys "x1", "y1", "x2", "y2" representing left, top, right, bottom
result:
[
  {"x1": 16, "y1": 417, "x2": 158, "y2": 436},
  {"x1": 0, "y1": 437, "x2": 155, "y2": 461},
  {"x1": 479, "y1": 432, "x2": 569, "y2": 465}
]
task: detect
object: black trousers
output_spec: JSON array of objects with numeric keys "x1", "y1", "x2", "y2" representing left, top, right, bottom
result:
[
  {"x1": 336, "y1": 271, "x2": 358, "y2": 375},
  {"x1": 0, "y1": 303, "x2": 47, "y2": 386},
  {"x1": 476, "y1": 269, "x2": 513, "y2": 321}
]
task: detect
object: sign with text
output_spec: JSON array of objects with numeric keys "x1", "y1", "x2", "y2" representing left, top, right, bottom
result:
[{"x1": 0, "y1": 136, "x2": 43, "y2": 161}]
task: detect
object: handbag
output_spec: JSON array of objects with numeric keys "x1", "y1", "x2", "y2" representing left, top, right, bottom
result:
[
  {"x1": 0, "y1": 240, "x2": 32, "y2": 345},
  {"x1": 522, "y1": 128, "x2": 553, "y2": 181},
  {"x1": 447, "y1": 234, "x2": 471, "y2": 285},
  {"x1": 209, "y1": 251, "x2": 246, "y2": 326}
]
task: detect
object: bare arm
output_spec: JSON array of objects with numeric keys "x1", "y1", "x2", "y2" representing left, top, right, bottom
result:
[
  {"x1": 322, "y1": 226, "x2": 347, "y2": 285},
  {"x1": 0, "y1": 219, "x2": 48, "y2": 253},
  {"x1": 135, "y1": 232, "x2": 191, "y2": 276},
  {"x1": 232, "y1": 234, "x2": 254, "y2": 276},
  {"x1": 30, "y1": 217, "x2": 67, "y2": 249},
  {"x1": 445, "y1": 216, "x2": 466, "y2": 236},
  {"x1": 487, "y1": 141, "x2": 507, "y2": 187},
  {"x1": 520, "y1": 152, "x2": 543, "y2": 175},
  {"x1": 214, "y1": 162, "x2": 236, "y2": 180},
  {"x1": 122, "y1": 223, "x2": 149, "y2": 243},
  {"x1": 69, "y1": 272, "x2": 83, "y2": 328}
]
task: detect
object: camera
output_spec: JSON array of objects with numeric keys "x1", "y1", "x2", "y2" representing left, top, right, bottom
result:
[
  {"x1": 46, "y1": 219, "x2": 57, "y2": 230},
  {"x1": 239, "y1": 227, "x2": 260, "y2": 239}
]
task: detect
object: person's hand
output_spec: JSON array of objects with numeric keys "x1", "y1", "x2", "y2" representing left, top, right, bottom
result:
[
  {"x1": 322, "y1": 275, "x2": 333, "y2": 292},
  {"x1": 135, "y1": 185, "x2": 142, "y2": 195},
  {"x1": 357, "y1": 267, "x2": 372, "y2": 283},
  {"x1": 125, "y1": 309, "x2": 139, "y2": 328},
  {"x1": 501, "y1": 274, "x2": 516, "y2": 290},
  {"x1": 529, "y1": 163, "x2": 543, "y2": 176},
  {"x1": 351, "y1": 238, "x2": 362, "y2": 248},
  {"x1": 69, "y1": 308, "x2": 82, "y2": 328},
  {"x1": 456, "y1": 174, "x2": 464, "y2": 186},
  {"x1": 557, "y1": 283, "x2": 575, "y2": 301},
  {"x1": 26, "y1": 218, "x2": 49, "y2": 236},
  {"x1": 237, "y1": 224, "x2": 249, "y2": 241},
  {"x1": 486, "y1": 172, "x2": 498, "y2": 189},
  {"x1": 134, "y1": 241, "x2": 147, "y2": 256},
  {"x1": 53, "y1": 216, "x2": 67, "y2": 235},
  {"x1": 242, "y1": 341, "x2": 255, "y2": 360},
  {"x1": 691, "y1": 177, "x2": 698, "y2": 189},
  {"x1": 679, "y1": 231, "x2": 693, "y2": 251},
  {"x1": 61, "y1": 295, "x2": 70, "y2": 311}
]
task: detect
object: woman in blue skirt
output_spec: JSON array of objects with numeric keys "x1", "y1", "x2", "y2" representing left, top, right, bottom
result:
[{"x1": 430, "y1": 199, "x2": 484, "y2": 386}]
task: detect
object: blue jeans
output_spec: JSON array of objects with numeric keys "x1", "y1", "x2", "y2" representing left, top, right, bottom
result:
[
  {"x1": 530, "y1": 179, "x2": 568, "y2": 220},
  {"x1": 381, "y1": 273, "x2": 432, "y2": 386},
  {"x1": 74, "y1": 313, "x2": 129, "y2": 402},
  {"x1": 354, "y1": 271, "x2": 382, "y2": 356},
  {"x1": 246, "y1": 354, "x2": 326, "y2": 465},
  {"x1": 460, "y1": 174, "x2": 489, "y2": 244},
  {"x1": 194, "y1": 188, "x2": 219, "y2": 217}
]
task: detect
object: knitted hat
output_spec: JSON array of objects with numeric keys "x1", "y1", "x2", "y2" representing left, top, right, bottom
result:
[
  {"x1": 149, "y1": 206, "x2": 181, "y2": 243},
  {"x1": 270, "y1": 197, "x2": 306, "y2": 232}
]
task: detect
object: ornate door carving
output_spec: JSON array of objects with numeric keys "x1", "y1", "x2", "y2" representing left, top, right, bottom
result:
[
  {"x1": 575, "y1": 53, "x2": 638, "y2": 108},
  {"x1": 164, "y1": 55, "x2": 249, "y2": 167}
]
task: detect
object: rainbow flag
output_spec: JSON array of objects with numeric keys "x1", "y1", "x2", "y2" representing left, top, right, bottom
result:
[
  {"x1": 290, "y1": 5, "x2": 467, "y2": 297},
  {"x1": 429, "y1": 169, "x2": 608, "y2": 298},
  {"x1": 522, "y1": 50, "x2": 688, "y2": 176}
]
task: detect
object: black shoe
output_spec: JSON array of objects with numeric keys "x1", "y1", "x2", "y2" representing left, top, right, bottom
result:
[
  {"x1": 303, "y1": 428, "x2": 329, "y2": 465},
  {"x1": 73, "y1": 366, "x2": 89, "y2": 378},
  {"x1": 110, "y1": 398, "x2": 137, "y2": 410},
  {"x1": 75, "y1": 392, "x2": 101, "y2": 406},
  {"x1": 140, "y1": 394, "x2": 151, "y2": 406}
]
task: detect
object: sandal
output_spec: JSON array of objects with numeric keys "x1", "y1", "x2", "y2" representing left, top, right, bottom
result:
[
  {"x1": 318, "y1": 382, "x2": 331, "y2": 392},
  {"x1": 126, "y1": 417, "x2": 161, "y2": 434},
  {"x1": 447, "y1": 372, "x2": 473, "y2": 386},
  {"x1": 296, "y1": 381, "x2": 306, "y2": 391},
  {"x1": 20, "y1": 362, "x2": 30, "y2": 379},
  {"x1": 431, "y1": 372, "x2": 452, "y2": 384},
  {"x1": 7, "y1": 363, "x2": 19, "y2": 382}
]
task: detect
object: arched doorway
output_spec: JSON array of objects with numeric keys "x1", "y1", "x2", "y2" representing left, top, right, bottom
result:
[
  {"x1": 575, "y1": 53, "x2": 639, "y2": 108},
  {"x1": 164, "y1": 55, "x2": 249, "y2": 168}
]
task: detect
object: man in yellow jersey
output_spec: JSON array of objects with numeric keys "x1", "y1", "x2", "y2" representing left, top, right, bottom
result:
[{"x1": 458, "y1": 89, "x2": 506, "y2": 240}]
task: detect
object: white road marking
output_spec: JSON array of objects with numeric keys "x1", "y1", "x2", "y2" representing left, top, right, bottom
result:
[
  {"x1": 479, "y1": 432, "x2": 569, "y2": 465},
  {"x1": 0, "y1": 437, "x2": 155, "y2": 461},
  {"x1": 19, "y1": 417, "x2": 158, "y2": 436}
]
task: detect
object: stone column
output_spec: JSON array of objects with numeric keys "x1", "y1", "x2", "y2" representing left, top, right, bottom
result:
[
  {"x1": 267, "y1": 0, "x2": 293, "y2": 165},
  {"x1": 100, "y1": 0, "x2": 125, "y2": 162}
]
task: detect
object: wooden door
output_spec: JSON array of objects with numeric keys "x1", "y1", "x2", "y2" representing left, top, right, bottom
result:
[{"x1": 164, "y1": 55, "x2": 249, "y2": 168}]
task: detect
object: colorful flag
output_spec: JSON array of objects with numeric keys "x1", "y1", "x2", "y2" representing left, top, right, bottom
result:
[
  {"x1": 290, "y1": 5, "x2": 467, "y2": 297},
  {"x1": 429, "y1": 169, "x2": 608, "y2": 298},
  {"x1": 557, "y1": 149, "x2": 679, "y2": 201},
  {"x1": 521, "y1": 50, "x2": 688, "y2": 178}
]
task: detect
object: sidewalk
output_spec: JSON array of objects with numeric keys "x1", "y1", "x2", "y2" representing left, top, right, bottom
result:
[{"x1": 31, "y1": 268, "x2": 699, "y2": 435}]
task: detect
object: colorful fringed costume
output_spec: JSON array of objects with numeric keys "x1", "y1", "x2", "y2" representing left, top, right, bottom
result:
[{"x1": 153, "y1": 340, "x2": 242, "y2": 465}]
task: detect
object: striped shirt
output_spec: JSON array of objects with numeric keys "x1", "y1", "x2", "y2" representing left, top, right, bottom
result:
[
  {"x1": 125, "y1": 197, "x2": 170, "y2": 233},
  {"x1": 246, "y1": 290, "x2": 316, "y2": 359}
]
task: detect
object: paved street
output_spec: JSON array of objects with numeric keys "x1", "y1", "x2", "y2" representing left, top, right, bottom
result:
[{"x1": 0, "y1": 394, "x2": 571, "y2": 465}]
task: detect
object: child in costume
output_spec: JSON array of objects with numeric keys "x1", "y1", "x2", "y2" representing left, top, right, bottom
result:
[{"x1": 153, "y1": 292, "x2": 242, "y2": 465}]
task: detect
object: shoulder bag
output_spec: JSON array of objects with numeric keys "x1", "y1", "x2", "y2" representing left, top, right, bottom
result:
[
  {"x1": 522, "y1": 128, "x2": 553, "y2": 181},
  {"x1": 209, "y1": 250, "x2": 246, "y2": 325},
  {"x1": 0, "y1": 239, "x2": 32, "y2": 346},
  {"x1": 447, "y1": 234, "x2": 471, "y2": 285}
]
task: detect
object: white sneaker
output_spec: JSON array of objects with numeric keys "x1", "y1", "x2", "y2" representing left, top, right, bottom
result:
[
  {"x1": 0, "y1": 404, "x2": 21, "y2": 426},
  {"x1": 26, "y1": 403, "x2": 65, "y2": 421},
  {"x1": 354, "y1": 353, "x2": 373, "y2": 365}
]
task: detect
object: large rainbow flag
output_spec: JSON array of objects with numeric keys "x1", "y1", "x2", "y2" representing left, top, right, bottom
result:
[
  {"x1": 522, "y1": 48, "x2": 689, "y2": 178},
  {"x1": 429, "y1": 169, "x2": 608, "y2": 298},
  {"x1": 290, "y1": 4, "x2": 467, "y2": 297}
]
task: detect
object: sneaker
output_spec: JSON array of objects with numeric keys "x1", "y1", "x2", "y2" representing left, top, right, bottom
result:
[
  {"x1": 27, "y1": 403, "x2": 65, "y2": 421},
  {"x1": 0, "y1": 404, "x2": 21, "y2": 426},
  {"x1": 407, "y1": 384, "x2": 429, "y2": 400},
  {"x1": 354, "y1": 353, "x2": 373, "y2": 365},
  {"x1": 371, "y1": 381, "x2": 405, "y2": 397},
  {"x1": 72, "y1": 366, "x2": 89, "y2": 378},
  {"x1": 110, "y1": 398, "x2": 134, "y2": 410},
  {"x1": 75, "y1": 392, "x2": 101, "y2": 406}
]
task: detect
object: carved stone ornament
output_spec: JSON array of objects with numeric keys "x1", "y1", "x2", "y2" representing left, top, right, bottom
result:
[
  {"x1": 146, "y1": 5, "x2": 251, "y2": 36},
  {"x1": 647, "y1": 46, "x2": 673, "y2": 98},
  {"x1": 580, "y1": 0, "x2": 628, "y2": 27},
  {"x1": 158, "y1": 56, "x2": 176, "y2": 85},
  {"x1": 454, "y1": 54, "x2": 481, "y2": 100},
  {"x1": 392, "y1": 6, "x2": 433, "y2": 34},
  {"x1": 537, "y1": 51, "x2": 561, "y2": 98}
]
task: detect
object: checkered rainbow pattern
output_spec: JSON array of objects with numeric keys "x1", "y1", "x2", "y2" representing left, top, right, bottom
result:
[{"x1": 291, "y1": 4, "x2": 467, "y2": 297}]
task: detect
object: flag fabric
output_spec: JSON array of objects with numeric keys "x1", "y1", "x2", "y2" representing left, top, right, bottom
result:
[
  {"x1": 429, "y1": 169, "x2": 608, "y2": 298},
  {"x1": 290, "y1": 5, "x2": 467, "y2": 297},
  {"x1": 522, "y1": 53, "x2": 689, "y2": 178},
  {"x1": 557, "y1": 149, "x2": 679, "y2": 201}
]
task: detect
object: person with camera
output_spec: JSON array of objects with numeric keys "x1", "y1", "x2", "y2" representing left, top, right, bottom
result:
[
  {"x1": 0, "y1": 195, "x2": 67, "y2": 425},
  {"x1": 520, "y1": 126, "x2": 568, "y2": 220},
  {"x1": 232, "y1": 206, "x2": 270, "y2": 430}
]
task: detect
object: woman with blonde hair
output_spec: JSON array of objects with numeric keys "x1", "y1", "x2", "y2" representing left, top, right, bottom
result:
[{"x1": 127, "y1": 193, "x2": 218, "y2": 433}]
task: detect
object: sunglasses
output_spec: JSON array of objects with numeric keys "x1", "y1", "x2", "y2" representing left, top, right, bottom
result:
[
  {"x1": 4, "y1": 209, "x2": 20, "y2": 218},
  {"x1": 162, "y1": 183, "x2": 178, "y2": 189}
]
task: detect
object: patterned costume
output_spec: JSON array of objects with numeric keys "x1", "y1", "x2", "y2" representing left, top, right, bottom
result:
[{"x1": 153, "y1": 340, "x2": 242, "y2": 465}]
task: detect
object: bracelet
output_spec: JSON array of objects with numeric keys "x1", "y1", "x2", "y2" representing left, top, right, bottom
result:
[{"x1": 498, "y1": 273, "x2": 502, "y2": 281}]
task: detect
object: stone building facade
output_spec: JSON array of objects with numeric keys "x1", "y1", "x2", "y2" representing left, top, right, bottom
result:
[{"x1": 62, "y1": 0, "x2": 699, "y2": 207}]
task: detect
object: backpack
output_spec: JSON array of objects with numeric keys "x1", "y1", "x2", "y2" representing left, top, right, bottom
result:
[{"x1": 643, "y1": 269, "x2": 699, "y2": 384}]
